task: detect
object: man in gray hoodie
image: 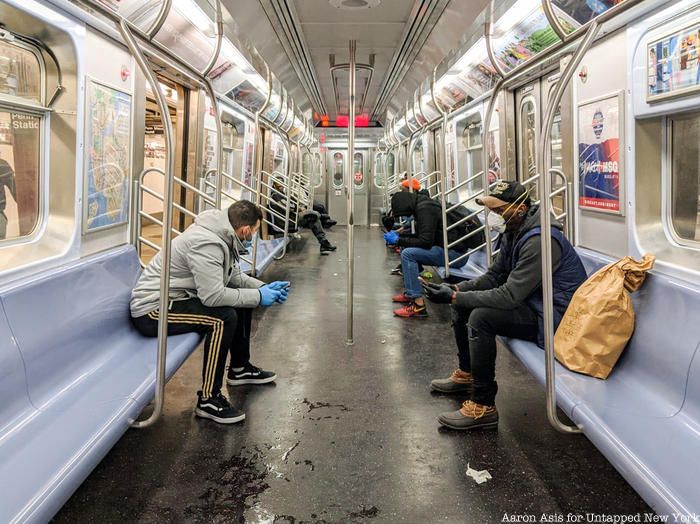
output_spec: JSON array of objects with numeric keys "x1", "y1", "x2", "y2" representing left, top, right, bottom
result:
[{"x1": 131, "y1": 200, "x2": 290, "y2": 424}]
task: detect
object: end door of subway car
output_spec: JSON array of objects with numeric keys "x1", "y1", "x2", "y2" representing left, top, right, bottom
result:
[{"x1": 326, "y1": 148, "x2": 369, "y2": 225}]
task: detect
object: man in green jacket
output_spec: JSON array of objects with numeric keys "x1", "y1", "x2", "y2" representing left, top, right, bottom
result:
[{"x1": 130, "y1": 200, "x2": 290, "y2": 424}]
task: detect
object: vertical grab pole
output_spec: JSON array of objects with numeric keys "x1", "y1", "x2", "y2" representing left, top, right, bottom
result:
[
  {"x1": 539, "y1": 21, "x2": 599, "y2": 434},
  {"x1": 346, "y1": 40, "x2": 356, "y2": 345},
  {"x1": 431, "y1": 68, "x2": 451, "y2": 276},
  {"x1": 202, "y1": 0, "x2": 223, "y2": 210},
  {"x1": 251, "y1": 65, "x2": 273, "y2": 277},
  {"x1": 483, "y1": 5, "x2": 506, "y2": 264},
  {"x1": 120, "y1": 19, "x2": 175, "y2": 428}
]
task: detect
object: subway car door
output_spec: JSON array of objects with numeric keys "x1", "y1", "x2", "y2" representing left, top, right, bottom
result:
[
  {"x1": 328, "y1": 149, "x2": 347, "y2": 224},
  {"x1": 514, "y1": 73, "x2": 572, "y2": 216}
]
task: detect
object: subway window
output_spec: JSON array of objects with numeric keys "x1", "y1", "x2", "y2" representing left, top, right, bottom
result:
[
  {"x1": 0, "y1": 39, "x2": 43, "y2": 242},
  {"x1": 313, "y1": 153, "x2": 322, "y2": 188},
  {"x1": 374, "y1": 153, "x2": 384, "y2": 188},
  {"x1": 669, "y1": 111, "x2": 700, "y2": 244}
]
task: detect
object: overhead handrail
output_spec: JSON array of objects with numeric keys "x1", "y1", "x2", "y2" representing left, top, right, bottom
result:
[
  {"x1": 120, "y1": 19, "x2": 175, "y2": 429},
  {"x1": 538, "y1": 20, "x2": 600, "y2": 435}
]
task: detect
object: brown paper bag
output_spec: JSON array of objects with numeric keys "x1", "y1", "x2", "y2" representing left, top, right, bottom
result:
[{"x1": 554, "y1": 254, "x2": 656, "y2": 379}]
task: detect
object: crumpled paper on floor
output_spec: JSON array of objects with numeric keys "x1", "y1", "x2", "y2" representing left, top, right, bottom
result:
[{"x1": 466, "y1": 463, "x2": 492, "y2": 484}]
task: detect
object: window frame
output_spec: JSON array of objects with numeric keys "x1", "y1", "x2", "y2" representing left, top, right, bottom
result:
[
  {"x1": 0, "y1": 36, "x2": 48, "y2": 247},
  {"x1": 665, "y1": 113, "x2": 700, "y2": 251}
]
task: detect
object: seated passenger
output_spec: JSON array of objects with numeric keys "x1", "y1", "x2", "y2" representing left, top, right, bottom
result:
[
  {"x1": 312, "y1": 202, "x2": 337, "y2": 229},
  {"x1": 383, "y1": 191, "x2": 468, "y2": 318},
  {"x1": 130, "y1": 200, "x2": 289, "y2": 425},
  {"x1": 424, "y1": 180, "x2": 587, "y2": 430},
  {"x1": 270, "y1": 182, "x2": 336, "y2": 254}
]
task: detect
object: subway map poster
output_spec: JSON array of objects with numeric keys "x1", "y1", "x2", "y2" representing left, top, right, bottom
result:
[
  {"x1": 84, "y1": 80, "x2": 132, "y2": 232},
  {"x1": 577, "y1": 94, "x2": 622, "y2": 214}
]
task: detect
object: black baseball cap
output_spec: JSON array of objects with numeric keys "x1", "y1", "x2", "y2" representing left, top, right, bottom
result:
[{"x1": 476, "y1": 180, "x2": 531, "y2": 209}]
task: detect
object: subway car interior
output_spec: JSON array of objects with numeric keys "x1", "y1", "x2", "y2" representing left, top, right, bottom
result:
[{"x1": 0, "y1": 0, "x2": 699, "y2": 521}]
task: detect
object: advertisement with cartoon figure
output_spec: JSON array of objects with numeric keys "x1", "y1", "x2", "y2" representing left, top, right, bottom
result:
[{"x1": 578, "y1": 95, "x2": 622, "y2": 214}]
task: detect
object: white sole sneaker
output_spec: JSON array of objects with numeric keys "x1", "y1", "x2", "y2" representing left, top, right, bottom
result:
[
  {"x1": 194, "y1": 408, "x2": 246, "y2": 424},
  {"x1": 226, "y1": 373, "x2": 277, "y2": 386}
]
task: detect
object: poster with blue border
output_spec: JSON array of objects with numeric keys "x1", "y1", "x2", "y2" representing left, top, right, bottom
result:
[
  {"x1": 84, "y1": 79, "x2": 132, "y2": 233},
  {"x1": 647, "y1": 20, "x2": 700, "y2": 102}
]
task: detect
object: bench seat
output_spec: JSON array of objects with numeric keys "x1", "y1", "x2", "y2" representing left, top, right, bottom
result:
[
  {"x1": 500, "y1": 248, "x2": 700, "y2": 517},
  {"x1": 239, "y1": 237, "x2": 288, "y2": 275},
  {"x1": 0, "y1": 246, "x2": 201, "y2": 523}
]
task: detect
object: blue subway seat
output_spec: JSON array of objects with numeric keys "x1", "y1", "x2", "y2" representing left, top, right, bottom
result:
[
  {"x1": 435, "y1": 247, "x2": 489, "y2": 281},
  {"x1": 239, "y1": 237, "x2": 288, "y2": 275},
  {"x1": 500, "y1": 247, "x2": 700, "y2": 517},
  {"x1": 0, "y1": 246, "x2": 201, "y2": 523}
]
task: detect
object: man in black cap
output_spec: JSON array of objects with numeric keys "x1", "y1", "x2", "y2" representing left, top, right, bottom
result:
[{"x1": 423, "y1": 180, "x2": 587, "y2": 430}]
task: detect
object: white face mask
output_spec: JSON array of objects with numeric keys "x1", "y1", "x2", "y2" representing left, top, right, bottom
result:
[{"x1": 486, "y1": 211, "x2": 506, "y2": 233}]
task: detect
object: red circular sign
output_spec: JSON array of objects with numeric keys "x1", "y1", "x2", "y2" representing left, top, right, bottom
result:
[{"x1": 354, "y1": 172, "x2": 362, "y2": 182}]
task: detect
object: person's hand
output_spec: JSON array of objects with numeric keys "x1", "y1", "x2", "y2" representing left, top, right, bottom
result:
[
  {"x1": 384, "y1": 230, "x2": 399, "y2": 245},
  {"x1": 268, "y1": 281, "x2": 290, "y2": 291},
  {"x1": 259, "y1": 284, "x2": 282, "y2": 307},
  {"x1": 422, "y1": 282, "x2": 456, "y2": 304}
]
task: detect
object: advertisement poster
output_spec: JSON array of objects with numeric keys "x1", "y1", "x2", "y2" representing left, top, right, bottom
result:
[
  {"x1": 647, "y1": 21, "x2": 700, "y2": 101},
  {"x1": 491, "y1": 2, "x2": 561, "y2": 73},
  {"x1": 577, "y1": 93, "x2": 622, "y2": 214},
  {"x1": 84, "y1": 80, "x2": 132, "y2": 232}
]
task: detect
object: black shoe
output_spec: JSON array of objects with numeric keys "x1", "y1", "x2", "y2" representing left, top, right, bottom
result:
[
  {"x1": 390, "y1": 265, "x2": 402, "y2": 276},
  {"x1": 195, "y1": 392, "x2": 246, "y2": 424},
  {"x1": 227, "y1": 362, "x2": 277, "y2": 386},
  {"x1": 323, "y1": 220, "x2": 337, "y2": 229},
  {"x1": 320, "y1": 241, "x2": 337, "y2": 253}
]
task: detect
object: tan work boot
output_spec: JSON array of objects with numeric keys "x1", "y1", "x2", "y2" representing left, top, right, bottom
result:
[
  {"x1": 430, "y1": 369, "x2": 473, "y2": 394},
  {"x1": 437, "y1": 400, "x2": 498, "y2": 430}
]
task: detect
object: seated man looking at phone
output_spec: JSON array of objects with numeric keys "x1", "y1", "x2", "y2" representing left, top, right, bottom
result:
[{"x1": 130, "y1": 200, "x2": 290, "y2": 425}]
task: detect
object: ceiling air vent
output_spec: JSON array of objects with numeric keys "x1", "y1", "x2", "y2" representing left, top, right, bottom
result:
[{"x1": 329, "y1": 0, "x2": 381, "y2": 9}]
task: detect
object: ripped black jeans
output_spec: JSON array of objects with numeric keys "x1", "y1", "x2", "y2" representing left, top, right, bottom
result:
[{"x1": 451, "y1": 304, "x2": 538, "y2": 406}]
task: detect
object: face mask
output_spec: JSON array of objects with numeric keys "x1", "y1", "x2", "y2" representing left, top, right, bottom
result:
[{"x1": 486, "y1": 211, "x2": 506, "y2": 234}]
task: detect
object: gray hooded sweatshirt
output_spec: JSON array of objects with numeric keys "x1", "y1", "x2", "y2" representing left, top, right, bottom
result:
[{"x1": 130, "y1": 209, "x2": 264, "y2": 317}]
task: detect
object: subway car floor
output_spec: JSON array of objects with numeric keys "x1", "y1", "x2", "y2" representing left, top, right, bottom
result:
[{"x1": 55, "y1": 227, "x2": 650, "y2": 523}]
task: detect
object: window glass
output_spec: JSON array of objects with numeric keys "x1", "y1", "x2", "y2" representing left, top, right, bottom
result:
[
  {"x1": 670, "y1": 112, "x2": 700, "y2": 243},
  {"x1": 0, "y1": 40, "x2": 42, "y2": 103},
  {"x1": 374, "y1": 153, "x2": 384, "y2": 188},
  {"x1": 353, "y1": 152, "x2": 364, "y2": 188},
  {"x1": 520, "y1": 98, "x2": 538, "y2": 180},
  {"x1": 302, "y1": 152, "x2": 313, "y2": 180},
  {"x1": 333, "y1": 152, "x2": 344, "y2": 188},
  {"x1": 0, "y1": 110, "x2": 40, "y2": 241},
  {"x1": 313, "y1": 153, "x2": 322, "y2": 188}
]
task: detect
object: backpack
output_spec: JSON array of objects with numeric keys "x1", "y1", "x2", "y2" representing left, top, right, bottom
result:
[{"x1": 444, "y1": 203, "x2": 485, "y2": 253}]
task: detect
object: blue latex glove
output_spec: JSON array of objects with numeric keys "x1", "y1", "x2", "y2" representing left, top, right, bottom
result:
[
  {"x1": 268, "y1": 281, "x2": 291, "y2": 291},
  {"x1": 384, "y1": 230, "x2": 399, "y2": 245},
  {"x1": 259, "y1": 284, "x2": 282, "y2": 307}
]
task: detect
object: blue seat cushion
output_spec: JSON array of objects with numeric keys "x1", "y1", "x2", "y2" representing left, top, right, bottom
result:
[
  {"x1": 0, "y1": 246, "x2": 202, "y2": 523},
  {"x1": 240, "y1": 237, "x2": 287, "y2": 275}
]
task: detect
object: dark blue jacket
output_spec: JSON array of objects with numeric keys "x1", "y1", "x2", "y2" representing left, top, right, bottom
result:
[{"x1": 454, "y1": 205, "x2": 587, "y2": 346}]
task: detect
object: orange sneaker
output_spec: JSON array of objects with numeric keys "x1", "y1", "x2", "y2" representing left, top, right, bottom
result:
[{"x1": 393, "y1": 302, "x2": 428, "y2": 318}]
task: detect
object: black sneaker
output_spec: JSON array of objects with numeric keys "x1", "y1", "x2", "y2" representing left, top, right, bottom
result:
[
  {"x1": 320, "y1": 241, "x2": 337, "y2": 254},
  {"x1": 195, "y1": 392, "x2": 246, "y2": 424},
  {"x1": 227, "y1": 363, "x2": 277, "y2": 386},
  {"x1": 390, "y1": 264, "x2": 402, "y2": 276},
  {"x1": 323, "y1": 220, "x2": 337, "y2": 229}
]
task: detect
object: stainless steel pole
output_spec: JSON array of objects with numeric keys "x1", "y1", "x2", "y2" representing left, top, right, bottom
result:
[
  {"x1": 250, "y1": 66, "x2": 273, "y2": 276},
  {"x1": 120, "y1": 19, "x2": 175, "y2": 428},
  {"x1": 347, "y1": 40, "x2": 356, "y2": 345},
  {"x1": 539, "y1": 20, "x2": 599, "y2": 434},
  {"x1": 431, "y1": 69, "x2": 451, "y2": 276}
]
